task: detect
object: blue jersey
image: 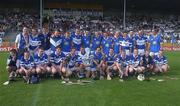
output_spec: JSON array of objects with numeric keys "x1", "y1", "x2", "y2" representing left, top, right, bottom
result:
[
  {"x1": 50, "y1": 52, "x2": 65, "y2": 65},
  {"x1": 130, "y1": 54, "x2": 142, "y2": 67},
  {"x1": 68, "y1": 53, "x2": 79, "y2": 68},
  {"x1": 82, "y1": 35, "x2": 91, "y2": 48},
  {"x1": 105, "y1": 54, "x2": 115, "y2": 66},
  {"x1": 101, "y1": 37, "x2": 113, "y2": 55},
  {"x1": 50, "y1": 35, "x2": 63, "y2": 52},
  {"x1": 116, "y1": 54, "x2": 130, "y2": 66},
  {"x1": 91, "y1": 35, "x2": 102, "y2": 51},
  {"x1": 34, "y1": 53, "x2": 48, "y2": 66},
  {"x1": 135, "y1": 35, "x2": 147, "y2": 49},
  {"x1": 113, "y1": 37, "x2": 120, "y2": 54},
  {"x1": 41, "y1": 33, "x2": 51, "y2": 50},
  {"x1": 149, "y1": 34, "x2": 162, "y2": 53},
  {"x1": 20, "y1": 56, "x2": 34, "y2": 69},
  {"x1": 129, "y1": 36, "x2": 135, "y2": 53},
  {"x1": 91, "y1": 52, "x2": 103, "y2": 68},
  {"x1": 154, "y1": 55, "x2": 168, "y2": 65},
  {"x1": 71, "y1": 34, "x2": 82, "y2": 51},
  {"x1": 119, "y1": 36, "x2": 131, "y2": 51},
  {"x1": 62, "y1": 36, "x2": 72, "y2": 52},
  {"x1": 29, "y1": 34, "x2": 42, "y2": 51}
]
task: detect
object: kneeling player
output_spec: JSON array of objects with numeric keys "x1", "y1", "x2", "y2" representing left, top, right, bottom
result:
[
  {"x1": 129, "y1": 49, "x2": 145, "y2": 75},
  {"x1": 114, "y1": 50, "x2": 130, "y2": 80},
  {"x1": 153, "y1": 50, "x2": 169, "y2": 73},
  {"x1": 105, "y1": 48, "x2": 116, "y2": 80},
  {"x1": 90, "y1": 47, "x2": 104, "y2": 79},
  {"x1": 3, "y1": 49, "x2": 18, "y2": 85},
  {"x1": 19, "y1": 51, "x2": 35, "y2": 83},
  {"x1": 50, "y1": 46, "x2": 65, "y2": 79},
  {"x1": 34, "y1": 47, "x2": 51, "y2": 78}
]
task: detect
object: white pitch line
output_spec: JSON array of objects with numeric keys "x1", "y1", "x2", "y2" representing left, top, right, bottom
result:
[{"x1": 31, "y1": 84, "x2": 42, "y2": 106}]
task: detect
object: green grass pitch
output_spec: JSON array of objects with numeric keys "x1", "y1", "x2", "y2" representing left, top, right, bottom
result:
[{"x1": 0, "y1": 52, "x2": 180, "y2": 106}]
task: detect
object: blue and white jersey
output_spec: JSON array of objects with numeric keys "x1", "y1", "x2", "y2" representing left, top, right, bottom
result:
[
  {"x1": 20, "y1": 56, "x2": 34, "y2": 69},
  {"x1": 105, "y1": 53, "x2": 115, "y2": 66},
  {"x1": 116, "y1": 54, "x2": 130, "y2": 66},
  {"x1": 91, "y1": 35, "x2": 102, "y2": 51},
  {"x1": 148, "y1": 34, "x2": 162, "y2": 53},
  {"x1": 71, "y1": 34, "x2": 82, "y2": 51},
  {"x1": 50, "y1": 52, "x2": 65, "y2": 65},
  {"x1": 129, "y1": 36, "x2": 135, "y2": 53},
  {"x1": 101, "y1": 37, "x2": 113, "y2": 55},
  {"x1": 34, "y1": 53, "x2": 48, "y2": 66},
  {"x1": 68, "y1": 54, "x2": 79, "y2": 68},
  {"x1": 91, "y1": 52, "x2": 103, "y2": 68},
  {"x1": 82, "y1": 35, "x2": 91, "y2": 48},
  {"x1": 50, "y1": 35, "x2": 63, "y2": 52},
  {"x1": 130, "y1": 54, "x2": 143, "y2": 67},
  {"x1": 62, "y1": 36, "x2": 72, "y2": 52},
  {"x1": 119, "y1": 36, "x2": 131, "y2": 51},
  {"x1": 135, "y1": 35, "x2": 147, "y2": 50},
  {"x1": 154, "y1": 55, "x2": 168, "y2": 65},
  {"x1": 113, "y1": 37, "x2": 120, "y2": 54},
  {"x1": 15, "y1": 33, "x2": 29, "y2": 49},
  {"x1": 29, "y1": 34, "x2": 42, "y2": 51}
]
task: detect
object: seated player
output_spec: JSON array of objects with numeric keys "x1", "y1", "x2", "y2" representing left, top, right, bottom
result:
[
  {"x1": 3, "y1": 49, "x2": 18, "y2": 85},
  {"x1": 77, "y1": 46, "x2": 90, "y2": 78},
  {"x1": 105, "y1": 48, "x2": 116, "y2": 80},
  {"x1": 142, "y1": 50, "x2": 154, "y2": 73},
  {"x1": 153, "y1": 50, "x2": 169, "y2": 73},
  {"x1": 50, "y1": 46, "x2": 65, "y2": 79},
  {"x1": 114, "y1": 50, "x2": 130, "y2": 81},
  {"x1": 65, "y1": 48, "x2": 79, "y2": 78},
  {"x1": 34, "y1": 47, "x2": 51, "y2": 78},
  {"x1": 90, "y1": 47, "x2": 104, "y2": 79},
  {"x1": 129, "y1": 49, "x2": 145, "y2": 75},
  {"x1": 19, "y1": 50, "x2": 35, "y2": 84}
]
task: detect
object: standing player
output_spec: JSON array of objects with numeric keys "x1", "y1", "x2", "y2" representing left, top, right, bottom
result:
[
  {"x1": 34, "y1": 47, "x2": 51, "y2": 78},
  {"x1": 50, "y1": 30, "x2": 63, "y2": 53},
  {"x1": 119, "y1": 32, "x2": 131, "y2": 56},
  {"x1": 153, "y1": 50, "x2": 169, "y2": 73},
  {"x1": 91, "y1": 31, "x2": 102, "y2": 53},
  {"x1": 101, "y1": 32, "x2": 113, "y2": 55},
  {"x1": 134, "y1": 30, "x2": 148, "y2": 55},
  {"x1": 41, "y1": 27, "x2": 51, "y2": 56},
  {"x1": 62, "y1": 31, "x2": 72, "y2": 55},
  {"x1": 148, "y1": 29, "x2": 162, "y2": 56},
  {"x1": 15, "y1": 27, "x2": 29, "y2": 56},
  {"x1": 128, "y1": 31, "x2": 135, "y2": 54},
  {"x1": 71, "y1": 29, "x2": 82, "y2": 52},
  {"x1": 29, "y1": 28, "x2": 42, "y2": 55},
  {"x1": 113, "y1": 31, "x2": 121, "y2": 54},
  {"x1": 50, "y1": 46, "x2": 65, "y2": 79},
  {"x1": 19, "y1": 51, "x2": 35, "y2": 84},
  {"x1": 82, "y1": 31, "x2": 91, "y2": 54}
]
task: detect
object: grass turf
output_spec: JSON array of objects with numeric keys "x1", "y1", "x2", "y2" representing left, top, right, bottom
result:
[{"x1": 0, "y1": 52, "x2": 180, "y2": 106}]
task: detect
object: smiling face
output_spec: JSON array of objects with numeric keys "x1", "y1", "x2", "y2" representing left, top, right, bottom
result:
[
  {"x1": 32, "y1": 29, "x2": 37, "y2": 36},
  {"x1": 24, "y1": 51, "x2": 30, "y2": 60},
  {"x1": 23, "y1": 27, "x2": 28, "y2": 35}
]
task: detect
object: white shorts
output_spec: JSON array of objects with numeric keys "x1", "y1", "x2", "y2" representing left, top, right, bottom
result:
[
  {"x1": 150, "y1": 52, "x2": 158, "y2": 56},
  {"x1": 138, "y1": 49, "x2": 145, "y2": 55}
]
